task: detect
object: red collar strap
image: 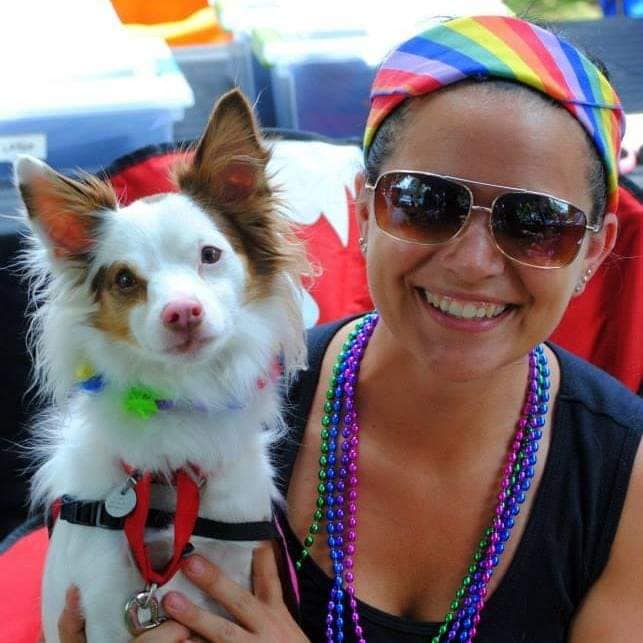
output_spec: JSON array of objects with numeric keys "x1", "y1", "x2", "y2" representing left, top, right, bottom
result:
[
  {"x1": 124, "y1": 469, "x2": 199, "y2": 587},
  {"x1": 48, "y1": 469, "x2": 199, "y2": 588}
]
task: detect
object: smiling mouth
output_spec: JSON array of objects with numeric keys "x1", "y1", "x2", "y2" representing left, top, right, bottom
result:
[{"x1": 417, "y1": 288, "x2": 515, "y2": 320}]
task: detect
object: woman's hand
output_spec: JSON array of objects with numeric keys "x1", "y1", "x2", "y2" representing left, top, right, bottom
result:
[
  {"x1": 56, "y1": 585, "x2": 192, "y2": 643},
  {"x1": 57, "y1": 586, "x2": 88, "y2": 643},
  {"x1": 135, "y1": 544, "x2": 308, "y2": 642},
  {"x1": 57, "y1": 545, "x2": 308, "y2": 642}
]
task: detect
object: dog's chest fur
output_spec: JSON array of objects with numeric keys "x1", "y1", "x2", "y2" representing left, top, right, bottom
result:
[{"x1": 38, "y1": 372, "x2": 282, "y2": 642}]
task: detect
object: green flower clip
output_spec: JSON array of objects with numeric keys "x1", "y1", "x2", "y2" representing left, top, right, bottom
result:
[{"x1": 123, "y1": 386, "x2": 167, "y2": 420}]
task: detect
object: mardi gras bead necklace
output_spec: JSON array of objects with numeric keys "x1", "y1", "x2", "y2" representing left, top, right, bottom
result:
[{"x1": 296, "y1": 313, "x2": 550, "y2": 643}]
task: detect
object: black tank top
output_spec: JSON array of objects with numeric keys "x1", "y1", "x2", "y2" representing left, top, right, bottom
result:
[{"x1": 274, "y1": 318, "x2": 643, "y2": 643}]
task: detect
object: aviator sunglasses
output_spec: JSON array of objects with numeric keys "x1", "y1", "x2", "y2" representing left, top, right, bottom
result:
[{"x1": 365, "y1": 171, "x2": 600, "y2": 269}]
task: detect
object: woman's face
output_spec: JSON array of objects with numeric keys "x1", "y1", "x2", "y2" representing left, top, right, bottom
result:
[{"x1": 357, "y1": 84, "x2": 617, "y2": 381}]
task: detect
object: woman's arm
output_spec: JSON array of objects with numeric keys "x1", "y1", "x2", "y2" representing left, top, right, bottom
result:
[{"x1": 569, "y1": 442, "x2": 643, "y2": 641}]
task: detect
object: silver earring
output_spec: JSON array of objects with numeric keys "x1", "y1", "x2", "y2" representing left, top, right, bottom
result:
[
  {"x1": 358, "y1": 236, "x2": 367, "y2": 254},
  {"x1": 574, "y1": 267, "x2": 592, "y2": 293}
]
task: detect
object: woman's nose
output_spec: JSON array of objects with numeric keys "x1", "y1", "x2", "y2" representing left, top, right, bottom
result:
[{"x1": 439, "y1": 207, "x2": 507, "y2": 281}]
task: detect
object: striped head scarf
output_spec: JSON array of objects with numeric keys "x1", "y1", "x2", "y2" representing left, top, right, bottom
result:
[{"x1": 364, "y1": 15, "x2": 625, "y2": 214}]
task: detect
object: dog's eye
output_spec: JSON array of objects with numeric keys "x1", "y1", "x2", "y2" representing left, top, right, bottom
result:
[
  {"x1": 115, "y1": 268, "x2": 137, "y2": 291},
  {"x1": 201, "y1": 246, "x2": 222, "y2": 264}
]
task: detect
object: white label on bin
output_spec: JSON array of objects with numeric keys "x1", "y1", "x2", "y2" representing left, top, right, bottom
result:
[{"x1": 0, "y1": 134, "x2": 47, "y2": 163}]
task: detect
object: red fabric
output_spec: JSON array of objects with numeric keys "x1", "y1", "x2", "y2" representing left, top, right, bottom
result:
[
  {"x1": 50, "y1": 498, "x2": 61, "y2": 523},
  {"x1": 550, "y1": 185, "x2": 643, "y2": 392},
  {"x1": 0, "y1": 527, "x2": 47, "y2": 642},
  {"x1": 296, "y1": 189, "x2": 372, "y2": 324},
  {"x1": 109, "y1": 151, "x2": 187, "y2": 204}
]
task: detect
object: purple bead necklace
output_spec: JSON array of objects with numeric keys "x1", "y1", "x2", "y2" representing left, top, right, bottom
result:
[{"x1": 296, "y1": 312, "x2": 550, "y2": 642}]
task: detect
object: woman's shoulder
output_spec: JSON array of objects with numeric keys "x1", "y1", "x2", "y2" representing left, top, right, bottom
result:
[
  {"x1": 274, "y1": 315, "x2": 365, "y2": 496},
  {"x1": 289, "y1": 314, "x2": 366, "y2": 397},
  {"x1": 305, "y1": 315, "x2": 364, "y2": 364},
  {"x1": 551, "y1": 342, "x2": 643, "y2": 434},
  {"x1": 549, "y1": 345, "x2": 643, "y2": 639}
]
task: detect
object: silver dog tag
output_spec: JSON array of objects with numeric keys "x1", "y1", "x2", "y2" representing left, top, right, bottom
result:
[
  {"x1": 124, "y1": 588, "x2": 166, "y2": 635},
  {"x1": 104, "y1": 478, "x2": 137, "y2": 518}
]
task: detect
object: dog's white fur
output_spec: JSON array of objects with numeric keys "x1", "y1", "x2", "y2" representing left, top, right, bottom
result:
[{"x1": 16, "y1": 91, "x2": 306, "y2": 642}]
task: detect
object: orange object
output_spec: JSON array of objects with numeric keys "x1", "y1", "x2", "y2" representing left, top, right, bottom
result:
[
  {"x1": 111, "y1": 0, "x2": 207, "y2": 24},
  {"x1": 111, "y1": 1, "x2": 231, "y2": 46}
]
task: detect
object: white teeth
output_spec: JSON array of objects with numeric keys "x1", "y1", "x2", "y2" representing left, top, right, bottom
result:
[
  {"x1": 421, "y1": 289, "x2": 508, "y2": 320},
  {"x1": 448, "y1": 300, "x2": 463, "y2": 316},
  {"x1": 462, "y1": 303, "x2": 477, "y2": 320}
]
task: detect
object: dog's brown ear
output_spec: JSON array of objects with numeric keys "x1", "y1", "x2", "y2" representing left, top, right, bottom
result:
[
  {"x1": 15, "y1": 157, "x2": 116, "y2": 258},
  {"x1": 177, "y1": 89, "x2": 270, "y2": 203}
]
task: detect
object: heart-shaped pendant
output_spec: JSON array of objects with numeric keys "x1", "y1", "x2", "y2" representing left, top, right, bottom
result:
[{"x1": 123, "y1": 587, "x2": 166, "y2": 635}]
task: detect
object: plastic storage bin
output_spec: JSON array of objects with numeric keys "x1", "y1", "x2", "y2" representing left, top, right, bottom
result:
[
  {"x1": 0, "y1": 40, "x2": 193, "y2": 182},
  {"x1": 171, "y1": 37, "x2": 256, "y2": 142},
  {"x1": 270, "y1": 55, "x2": 375, "y2": 139}
]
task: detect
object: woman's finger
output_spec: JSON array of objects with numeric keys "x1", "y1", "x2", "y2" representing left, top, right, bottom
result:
[
  {"x1": 58, "y1": 586, "x2": 86, "y2": 643},
  {"x1": 163, "y1": 591, "x2": 248, "y2": 641},
  {"x1": 252, "y1": 544, "x2": 283, "y2": 607},
  {"x1": 130, "y1": 619, "x2": 191, "y2": 642},
  {"x1": 181, "y1": 555, "x2": 262, "y2": 631}
]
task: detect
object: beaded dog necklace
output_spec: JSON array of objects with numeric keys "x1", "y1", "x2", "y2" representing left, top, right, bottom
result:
[
  {"x1": 296, "y1": 313, "x2": 550, "y2": 643},
  {"x1": 75, "y1": 360, "x2": 281, "y2": 420}
]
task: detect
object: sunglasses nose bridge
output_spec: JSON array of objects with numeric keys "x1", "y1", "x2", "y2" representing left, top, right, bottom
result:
[
  {"x1": 453, "y1": 203, "x2": 511, "y2": 262},
  {"x1": 466, "y1": 204, "x2": 511, "y2": 259},
  {"x1": 464, "y1": 204, "x2": 494, "y2": 236},
  {"x1": 451, "y1": 203, "x2": 499, "y2": 248},
  {"x1": 470, "y1": 205, "x2": 493, "y2": 216}
]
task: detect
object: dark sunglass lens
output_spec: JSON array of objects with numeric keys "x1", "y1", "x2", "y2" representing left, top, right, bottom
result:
[
  {"x1": 492, "y1": 193, "x2": 588, "y2": 267},
  {"x1": 374, "y1": 173, "x2": 470, "y2": 244}
]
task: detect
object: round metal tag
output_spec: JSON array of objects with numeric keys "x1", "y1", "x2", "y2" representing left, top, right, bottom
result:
[{"x1": 104, "y1": 484, "x2": 137, "y2": 518}]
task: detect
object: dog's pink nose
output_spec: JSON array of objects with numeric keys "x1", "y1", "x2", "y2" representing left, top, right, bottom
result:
[{"x1": 162, "y1": 299, "x2": 203, "y2": 331}]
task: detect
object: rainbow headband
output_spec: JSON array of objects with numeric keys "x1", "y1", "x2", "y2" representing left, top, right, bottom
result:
[{"x1": 364, "y1": 15, "x2": 625, "y2": 213}]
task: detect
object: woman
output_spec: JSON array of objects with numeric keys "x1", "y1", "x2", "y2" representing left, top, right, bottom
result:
[{"x1": 58, "y1": 15, "x2": 643, "y2": 643}]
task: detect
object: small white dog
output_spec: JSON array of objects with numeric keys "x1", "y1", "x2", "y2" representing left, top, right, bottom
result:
[{"x1": 15, "y1": 89, "x2": 306, "y2": 642}]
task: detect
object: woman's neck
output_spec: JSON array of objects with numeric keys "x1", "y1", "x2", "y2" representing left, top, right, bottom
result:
[{"x1": 353, "y1": 321, "x2": 540, "y2": 467}]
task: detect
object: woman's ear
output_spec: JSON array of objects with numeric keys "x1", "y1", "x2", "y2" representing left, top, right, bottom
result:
[
  {"x1": 586, "y1": 212, "x2": 618, "y2": 268},
  {"x1": 354, "y1": 170, "x2": 370, "y2": 242},
  {"x1": 575, "y1": 212, "x2": 618, "y2": 295}
]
